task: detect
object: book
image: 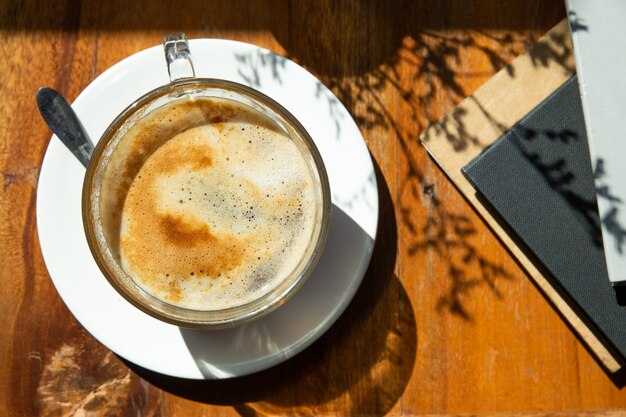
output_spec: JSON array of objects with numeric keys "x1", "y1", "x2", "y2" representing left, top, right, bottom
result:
[
  {"x1": 462, "y1": 75, "x2": 626, "y2": 362},
  {"x1": 566, "y1": 0, "x2": 626, "y2": 285}
]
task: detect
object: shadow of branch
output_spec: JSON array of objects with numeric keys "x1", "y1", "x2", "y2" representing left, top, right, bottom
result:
[{"x1": 227, "y1": 1, "x2": 567, "y2": 323}]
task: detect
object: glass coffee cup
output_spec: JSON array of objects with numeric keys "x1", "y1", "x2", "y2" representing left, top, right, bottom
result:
[{"x1": 82, "y1": 33, "x2": 331, "y2": 329}]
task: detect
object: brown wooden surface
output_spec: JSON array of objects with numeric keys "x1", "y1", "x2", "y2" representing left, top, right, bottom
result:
[{"x1": 3, "y1": 1, "x2": 626, "y2": 416}]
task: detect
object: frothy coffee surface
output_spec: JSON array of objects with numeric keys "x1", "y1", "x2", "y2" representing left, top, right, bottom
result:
[{"x1": 99, "y1": 97, "x2": 318, "y2": 310}]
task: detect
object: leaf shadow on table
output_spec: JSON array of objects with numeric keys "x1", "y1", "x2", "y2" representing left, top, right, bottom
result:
[
  {"x1": 126, "y1": 160, "x2": 419, "y2": 416},
  {"x1": 269, "y1": 0, "x2": 567, "y2": 321}
]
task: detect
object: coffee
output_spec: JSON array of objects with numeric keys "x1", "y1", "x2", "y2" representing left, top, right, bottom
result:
[{"x1": 98, "y1": 97, "x2": 318, "y2": 310}]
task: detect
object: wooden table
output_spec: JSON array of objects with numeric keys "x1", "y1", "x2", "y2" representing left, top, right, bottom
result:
[{"x1": 3, "y1": 1, "x2": 626, "y2": 416}]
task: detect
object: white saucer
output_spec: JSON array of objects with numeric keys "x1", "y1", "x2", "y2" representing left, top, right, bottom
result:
[{"x1": 36, "y1": 39, "x2": 378, "y2": 379}]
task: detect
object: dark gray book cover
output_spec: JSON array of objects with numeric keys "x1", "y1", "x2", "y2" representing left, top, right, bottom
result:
[{"x1": 462, "y1": 76, "x2": 626, "y2": 362}]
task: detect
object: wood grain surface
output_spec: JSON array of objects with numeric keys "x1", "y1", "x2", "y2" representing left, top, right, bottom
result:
[{"x1": 2, "y1": 1, "x2": 626, "y2": 416}]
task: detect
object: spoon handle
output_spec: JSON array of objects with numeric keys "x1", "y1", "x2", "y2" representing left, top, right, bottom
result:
[{"x1": 36, "y1": 87, "x2": 94, "y2": 168}]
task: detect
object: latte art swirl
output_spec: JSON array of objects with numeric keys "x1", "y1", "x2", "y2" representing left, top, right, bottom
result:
[{"x1": 99, "y1": 97, "x2": 319, "y2": 310}]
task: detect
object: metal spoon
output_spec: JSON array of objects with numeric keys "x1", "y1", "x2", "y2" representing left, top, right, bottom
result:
[{"x1": 36, "y1": 87, "x2": 93, "y2": 168}]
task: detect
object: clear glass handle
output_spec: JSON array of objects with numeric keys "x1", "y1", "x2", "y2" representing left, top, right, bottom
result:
[{"x1": 163, "y1": 32, "x2": 195, "y2": 82}]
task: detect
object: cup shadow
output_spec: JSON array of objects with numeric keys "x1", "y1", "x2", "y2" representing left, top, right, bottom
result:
[
  {"x1": 126, "y1": 161, "x2": 418, "y2": 416},
  {"x1": 177, "y1": 201, "x2": 374, "y2": 378}
]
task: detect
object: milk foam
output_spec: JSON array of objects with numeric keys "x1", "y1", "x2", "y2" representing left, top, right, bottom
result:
[{"x1": 100, "y1": 97, "x2": 318, "y2": 310}]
